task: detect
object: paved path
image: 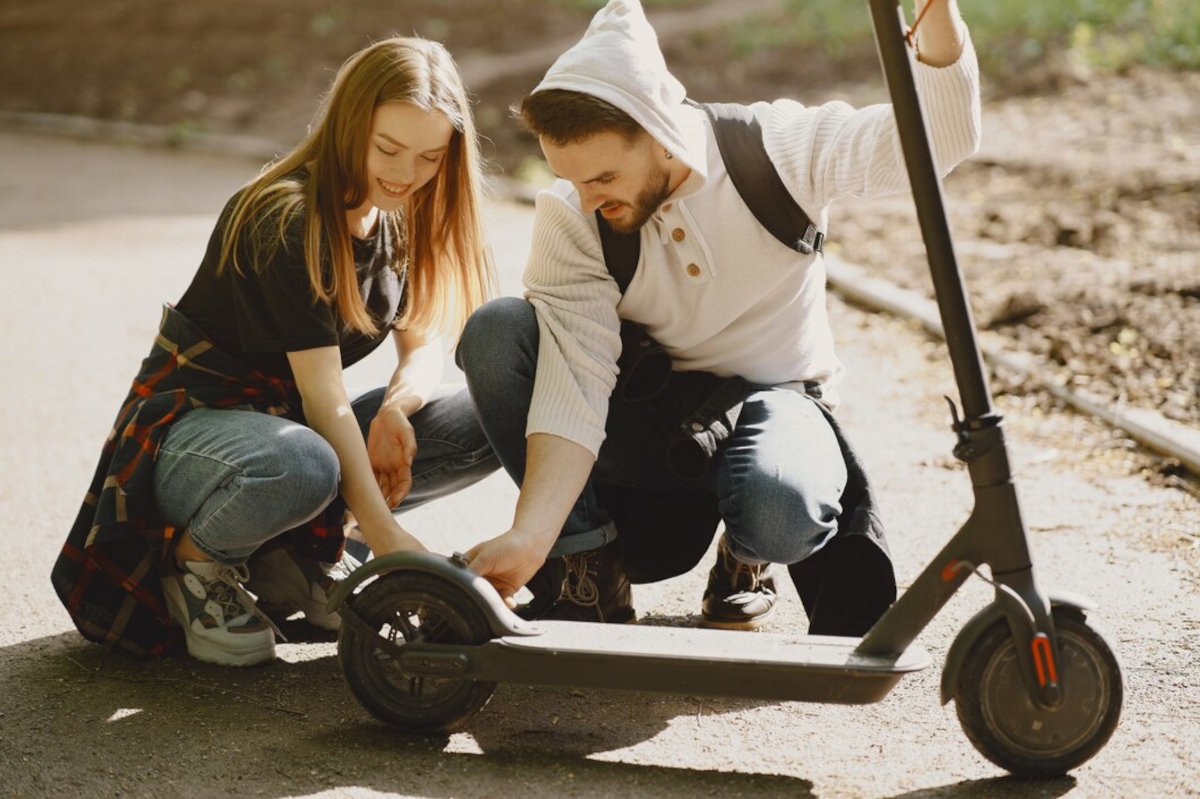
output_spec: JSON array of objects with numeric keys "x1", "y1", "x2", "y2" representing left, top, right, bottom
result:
[{"x1": 0, "y1": 130, "x2": 1197, "y2": 798}]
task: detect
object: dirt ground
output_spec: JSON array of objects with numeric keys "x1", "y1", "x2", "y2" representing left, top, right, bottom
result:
[
  {"x1": 2, "y1": 3, "x2": 1200, "y2": 796},
  {"x1": 3, "y1": 130, "x2": 1198, "y2": 799},
  {"x1": 2, "y1": 0, "x2": 1195, "y2": 450}
]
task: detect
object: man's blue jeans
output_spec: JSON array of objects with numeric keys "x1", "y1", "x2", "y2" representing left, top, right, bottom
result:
[
  {"x1": 455, "y1": 297, "x2": 848, "y2": 566},
  {"x1": 152, "y1": 385, "x2": 497, "y2": 564}
]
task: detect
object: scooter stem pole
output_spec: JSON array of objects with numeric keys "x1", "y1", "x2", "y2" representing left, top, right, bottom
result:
[{"x1": 867, "y1": 0, "x2": 994, "y2": 421}]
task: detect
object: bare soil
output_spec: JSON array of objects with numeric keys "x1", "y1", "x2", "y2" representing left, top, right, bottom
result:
[
  {"x1": 3, "y1": 5, "x2": 1200, "y2": 794},
  {"x1": 4, "y1": 132, "x2": 1198, "y2": 798},
  {"x1": 2, "y1": 0, "x2": 1196, "y2": 465}
]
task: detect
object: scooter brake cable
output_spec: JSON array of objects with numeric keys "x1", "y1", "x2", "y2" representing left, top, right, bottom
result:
[{"x1": 945, "y1": 559, "x2": 1037, "y2": 627}]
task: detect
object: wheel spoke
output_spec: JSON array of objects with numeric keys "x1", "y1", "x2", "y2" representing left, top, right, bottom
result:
[
  {"x1": 393, "y1": 607, "x2": 422, "y2": 642},
  {"x1": 418, "y1": 612, "x2": 454, "y2": 642}
]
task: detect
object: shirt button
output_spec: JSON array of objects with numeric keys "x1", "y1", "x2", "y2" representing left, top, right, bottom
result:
[
  {"x1": 686, "y1": 263, "x2": 701, "y2": 277},
  {"x1": 662, "y1": 203, "x2": 673, "y2": 212},
  {"x1": 672, "y1": 228, "x2": 686, "y2": 242}
]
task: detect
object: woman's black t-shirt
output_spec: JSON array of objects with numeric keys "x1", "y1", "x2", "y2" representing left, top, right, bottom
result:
[{"x1": 176, "y1": 193, "x2": 405, "y2": 381}]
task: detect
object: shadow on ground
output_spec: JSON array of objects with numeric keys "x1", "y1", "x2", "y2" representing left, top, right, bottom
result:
[
  {"x1": 888, "y1": 777, "x2": 1076, "y2": 799},
  {"x1": 1, "y1": 631, "x2": 828, "y2": 798},
  {"x1": 0, "y1": 629, "x2": 1085, "y2": 798}
]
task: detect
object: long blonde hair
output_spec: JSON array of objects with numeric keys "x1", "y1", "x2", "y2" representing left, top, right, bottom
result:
[{"x1": 218, "y1": 36, "x2": 495, "y2": 338}]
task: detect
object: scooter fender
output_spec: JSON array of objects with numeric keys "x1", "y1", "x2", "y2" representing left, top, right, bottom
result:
[
  {"x1": 939, "y1": 590, "x2": 1095, "y2": 704},
  {"x1": 325, "y1": 550, "x2": 538, "y2": 639}
]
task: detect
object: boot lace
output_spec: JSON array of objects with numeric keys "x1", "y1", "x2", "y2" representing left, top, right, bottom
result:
[
  {"x1": 722, "y1": 544, "x2": 771, "y2": 594},
  {"x1": 561, "y1": 553, "x2": 600, "y2": 608}
]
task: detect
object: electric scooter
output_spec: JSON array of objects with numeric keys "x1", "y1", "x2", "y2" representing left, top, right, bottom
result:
[{"x1": 328, "y1": 0, "x2": 1124, "y2": 777}]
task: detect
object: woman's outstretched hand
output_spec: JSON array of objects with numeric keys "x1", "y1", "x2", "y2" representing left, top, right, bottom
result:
[{"x1": 367, "y1": 405, "x2": 417, "y2": 508}]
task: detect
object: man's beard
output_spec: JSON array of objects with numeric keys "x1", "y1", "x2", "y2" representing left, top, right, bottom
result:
[{"x1": 605, "y1": 166, "x2": 673, "y2": 234}]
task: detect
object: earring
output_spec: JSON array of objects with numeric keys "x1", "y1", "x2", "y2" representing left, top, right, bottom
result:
[{"x1": 665, "y1": 150, "x2": 674, "y2": 160}]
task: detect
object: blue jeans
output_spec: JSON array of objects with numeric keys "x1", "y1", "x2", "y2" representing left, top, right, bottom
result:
[
  {"x1": 152, "y1": 385, "x2": 497, "y2": 564},
  {"x1": 455, "y1": 297, "x2": 847, "y2": 564}
]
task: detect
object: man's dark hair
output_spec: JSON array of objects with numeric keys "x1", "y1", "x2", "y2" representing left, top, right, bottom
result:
[{"x1": 514, "y1": 89, "x2": 644, "y2": 145}]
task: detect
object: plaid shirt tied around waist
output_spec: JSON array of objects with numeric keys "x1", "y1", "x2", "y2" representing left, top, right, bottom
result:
[{"x1": 50, "y1": 305, "x2": 346, "y2": 657}]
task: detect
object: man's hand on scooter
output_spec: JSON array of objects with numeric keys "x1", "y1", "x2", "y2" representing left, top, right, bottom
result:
[{"x1": 463, "y1": 530, "x2": 550, "y2": 609}]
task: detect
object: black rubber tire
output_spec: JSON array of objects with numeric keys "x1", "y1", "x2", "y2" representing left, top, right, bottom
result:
[
  {"x1": 337, "y1": 571, "x2": 496, "y2": 733},
  {"x1": 954, "y1": 607, "x2": 1123, "y2": 776}
]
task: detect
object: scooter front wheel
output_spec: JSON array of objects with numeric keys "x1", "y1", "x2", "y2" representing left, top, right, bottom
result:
[
  {"x1": 953, "y1": 607, "x2": 1123, "y2": 776},
  {"x1": 337, "y1": 571, "x2": 497, "y2": 733}
]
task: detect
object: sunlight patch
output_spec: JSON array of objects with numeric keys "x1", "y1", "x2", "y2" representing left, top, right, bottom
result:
[
  {"x1": 106, "y1": 708, "x2": 143, "y2": 722},
  {"x1": 443, "y1": 732, "x2": 484, "y2": 755}
]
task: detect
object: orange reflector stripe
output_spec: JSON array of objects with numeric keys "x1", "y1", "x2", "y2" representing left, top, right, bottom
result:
[{"x1": 1031, "y1": 633, "x2": 1059, "y2": 687}]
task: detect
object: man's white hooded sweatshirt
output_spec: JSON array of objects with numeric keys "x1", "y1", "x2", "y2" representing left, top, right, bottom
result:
[{"x1": 523, "y1": 0, "x2": 982, "y2": 455}]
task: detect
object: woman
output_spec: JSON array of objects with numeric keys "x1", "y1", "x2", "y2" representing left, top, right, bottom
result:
[{"x1": 50, "y1": 36, "x2": 499, "y2": 667}]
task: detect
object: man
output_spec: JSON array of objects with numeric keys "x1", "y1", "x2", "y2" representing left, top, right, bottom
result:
[{"x1": 456, "y1": 0, "x2": 980, "y2": 628}]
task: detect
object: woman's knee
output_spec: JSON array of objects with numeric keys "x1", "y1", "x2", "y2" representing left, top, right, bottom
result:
[{"x1": 270, "y1": 426, "x2": 341, "y2": 508}]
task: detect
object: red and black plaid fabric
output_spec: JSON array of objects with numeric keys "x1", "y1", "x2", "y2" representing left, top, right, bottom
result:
[{"x1": 50, "y1": 305, "x2": 346, "y2": 657}]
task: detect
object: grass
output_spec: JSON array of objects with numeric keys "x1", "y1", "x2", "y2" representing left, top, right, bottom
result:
[
  {"x1": 733, "y1": 0, "x2": 1200, "y2": 74},
  {"x1": 963, "y1": 0, "x2": 1200, "y2": 72},
  {"x1": 543, "y1": 0, "x2": 1198, "y2": 99}
]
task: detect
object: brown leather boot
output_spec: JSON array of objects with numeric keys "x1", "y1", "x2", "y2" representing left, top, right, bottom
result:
[
  {"x1": 518, "y1": 542, "x2": 636, "y2": 624},
  {"x1": 700, "y1": 535, "x2": 778, "y2": 630}
]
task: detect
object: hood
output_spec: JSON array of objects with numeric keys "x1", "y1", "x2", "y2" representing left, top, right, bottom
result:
[{"x1": 532, "y1": 0, "x2": 708, "y2": 177}]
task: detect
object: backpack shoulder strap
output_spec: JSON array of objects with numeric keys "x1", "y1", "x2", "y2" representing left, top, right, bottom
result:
[{"x1": 698, "y1": 100, "x2": 825, "y2": 255}]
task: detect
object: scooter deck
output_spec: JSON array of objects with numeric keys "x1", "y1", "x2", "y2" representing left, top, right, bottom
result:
[{"x1": 401, "y1": 620, "x2": 931, "y2": 705}]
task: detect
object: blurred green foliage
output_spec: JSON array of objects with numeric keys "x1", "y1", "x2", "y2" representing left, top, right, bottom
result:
[
  {"x1": 963, "y1": 0, "x2": 1199, "y2": 71},
  {"x1": 734, "y1": 0, "x2": 1200, "y2": 73}
]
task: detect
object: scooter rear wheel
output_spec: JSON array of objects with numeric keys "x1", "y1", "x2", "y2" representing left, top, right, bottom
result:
[
  {"x1": 337, "y1": 571, "x2": 496, "y2": 733},
  {"x1": 954, "y1": 607, "x2": 1123, "y2": 776}
]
